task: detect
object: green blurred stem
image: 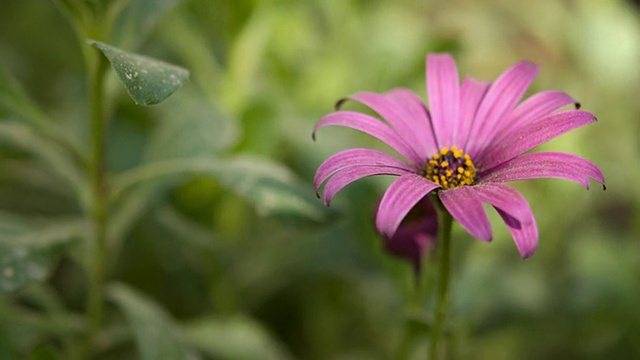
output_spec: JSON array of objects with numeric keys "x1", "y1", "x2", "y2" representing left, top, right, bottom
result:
[
  {"x1": 429, "y1": 209, "x2": 452, "y2": 360},
  {"x1": 83, "y1": 44, "x2": 110, "y2": 358}
]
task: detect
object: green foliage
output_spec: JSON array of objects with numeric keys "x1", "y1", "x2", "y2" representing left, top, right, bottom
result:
[
  {"x1": 91, "y1": 41, "x2": 189, "y2": 106},
  {"x1": 184, "y1": 316, "x2": 294, "y2": 360},
  {"x1": 109, "y1": 283, "x2": 192, "y2": 360},
  {"x1": 0, "y1": 0, "x2": 637, "y2": 359},
  {"x1": 0, "y1": 213, "x2": 85, "y2": 293}
]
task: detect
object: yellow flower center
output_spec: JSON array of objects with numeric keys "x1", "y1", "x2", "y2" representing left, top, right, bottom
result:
[{"x1": 424, "y1": 146, "x2": 476, "y2": 189}]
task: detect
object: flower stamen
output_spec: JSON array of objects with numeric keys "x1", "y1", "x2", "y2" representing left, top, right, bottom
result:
[{"x1": 425, "y1": 146, "x2": 476, "y2": 189}]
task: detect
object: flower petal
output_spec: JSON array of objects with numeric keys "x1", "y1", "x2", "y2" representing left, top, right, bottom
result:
[
  {"x1": 478, "y1": 110, "x2": 597, "y2": 170},
  {"x1": 439, "y1": 186, "x2": 492, "y2": 241},
  {"x1": 313, "y1": 111, "x2": 421, "y2": 164},
  {"x1": 466, "y1": 61, "x2": 539, "y2": 156},
  {"x1": 491, "y1": 90, "x2": 578, "y2": 145},
  {"x1": 426, "y1": 54, "x2": 460, "y2": 148},
  {"x1": 479, "y1": 152, "x2": 606, "y2": 190},
  {"x1": 472, "y1": 183, "x2": 532, "y2": 225},
  {"x1": 496, "y1": 206, "x2": 538, "y2": 259},
  {"x1": 322, "y1": 166, "x2": 412, "y2": 206},
  {"x1": 346, "y1": 90, "x2": 435, "y2": 159},
  {"x1": 314, "y1": 148, "x2": 414, "y2": 191},
  {"x1": 385, "y1": 88, "x2": 439, "y2": 156},
  {"x1": 385, "y1": 196, "x2": 438, "y2": 272},
  {"x1": 457, "y1": 77, "x2": 490, "y2": 150},
  {"x1": 376, "y1": 174, "x2": 440, "y2": 239}
]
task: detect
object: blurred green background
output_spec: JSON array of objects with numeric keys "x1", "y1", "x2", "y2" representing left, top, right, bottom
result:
[{"x1": 0, "y1": 0, "x2": 638, "y2": 359}]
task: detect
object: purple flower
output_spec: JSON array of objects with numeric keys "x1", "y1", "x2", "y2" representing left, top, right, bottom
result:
[
  {"x1": 313, "y1": 53, "x2": 605, "y2": 258},
  {"x1": 384, "y1": 196, "x2": 438, "y2": 271}
]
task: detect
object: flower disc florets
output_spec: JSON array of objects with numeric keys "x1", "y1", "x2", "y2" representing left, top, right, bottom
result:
[{"x1": 424, "y1": 146, "x2": 476, "y2": 189}]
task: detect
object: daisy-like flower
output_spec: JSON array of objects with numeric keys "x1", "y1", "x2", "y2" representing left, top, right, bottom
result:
[{"x1": 313, "y1": 53, "x2": 605, "y2": 258}]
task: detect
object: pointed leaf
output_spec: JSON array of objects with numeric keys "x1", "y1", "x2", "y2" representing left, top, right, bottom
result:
[
  {"x1": 90, "y1": 41, "x2": 189, "y2": 106},
  {"x1": 108, "y1": 283, "x2": 192, "y2": 360}
]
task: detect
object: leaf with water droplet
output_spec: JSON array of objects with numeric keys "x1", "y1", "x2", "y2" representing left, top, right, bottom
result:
[{"x1": 90, "y1": 40, "x2": 189, "y2": 106}]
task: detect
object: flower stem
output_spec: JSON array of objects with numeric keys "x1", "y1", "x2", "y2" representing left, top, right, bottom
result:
[
  {"x1": 82, "y1": 43, "x2": 109, "y2": 359},
  {"x1": 429, "y1": 209, "x2": 453, "y2": 359}
]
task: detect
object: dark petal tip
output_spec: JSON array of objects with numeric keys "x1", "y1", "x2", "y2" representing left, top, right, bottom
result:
[
  {"x1": 335, "y1": 97, "x2": 349, "y2": 110},
  {"x1": 602, "y1": 184, "x2": 607, "y2": 191},
  {"x1": 574, "y1": 102, "x2": 581, "y2": 109},
  {"x1": 311, "y1": 132, "x2": 317, "y2": 141}
]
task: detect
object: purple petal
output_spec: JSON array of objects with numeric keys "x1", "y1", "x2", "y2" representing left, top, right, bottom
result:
[
  {"x1": 479, "y1": 152, "x2": 606, "y2": 190},
  {"x1": 491, "y1": 90, "x2": 578, "y2": 145},
  {"x1": 385, "y1": 88, "x2": 439, "y2": 156},
  {"x1": 472, "y1": 183, "x2": 532, "y2": 225},
  {"x1": 313, "y1": 111, "x2": 422, "y2": 164},
  {"x1": 322, "y1": 166, "x2": 412, "y2": 206},
  {"x1": 466, "y1": 61, "x2": 539, "y2": 156},
  {"x1": 439, "y1": 186, "x2": 492, "y2": 241},
  {"x1": 314, "y1": 148, "x2": 414, "y2": 191},
  {"x1": 376, "y1": 174, "x2": 440, "y2": 239},
  {"x1": 474, "y1": 184, "x2": 538, "y2": 257},
  {"x1": 385, "y1": 196, "x2": 438, "y2": 272},
  {"x1": 347, "y1": 91, "x2": 435, "y2": 159},
  {"x1": 496, "y1": 206, "x2": 538, "y2": 259},
  {"x1": 478, "y1": 110, "x2": 597, "y2": 170},
  {"x1": 426, "y1": 54, "x2": 460, "y2": 148},
  {"x1": 457, "y1": 77, "x2": 490, "y2": 151}
]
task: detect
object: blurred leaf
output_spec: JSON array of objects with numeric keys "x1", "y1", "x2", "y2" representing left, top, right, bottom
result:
[
  {"x1": 184, "y1": 316, "x2": 293, "y2": 360},
  {"x1": 0, "y1": 64, "x2": 85, "y2": 162},
  {"x1": 114, "y1": 0, "x2": 182, "y2": 49},
  {"x1": 0, "y1": 214, "x2": 86, "y2": 293},
  {"x1": 28, "y1": 344, "x2": 62, "y2": 360},
  {"x1": 158, "y1": 10, "x2": 223, "y2": 102},
  {"x1": 144, "y1": 89, "x2": 239, "y2": 161},
  {"x1": 222, "y1": 6, "x2": 274, "y2": 111},
  {"x1": 109, "y1": 184, "x2": 163, "y2": 245},
  {"x1": 90, "y1": 41, "x2": 189, "y2": 106},
  {"x1": 111, "y1": 156, "x2": 329, "y2": 222},
  {"x1": 108, "y1": 282, "x2": 192, "y2": 360},
  {"x1": 0, "y1": 64, "x2": 49, "y2": 126},
  {"x1": 0, "y1": 122, "x2": 89, "y2": 209}
]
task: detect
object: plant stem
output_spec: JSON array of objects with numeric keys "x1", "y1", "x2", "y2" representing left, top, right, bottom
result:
[
  {"x1": 83, "y1": 43, "x2": 109, "y2": 359},
  {"x1": 429, "y1": 209, "x2": 453, "y2": 360}
]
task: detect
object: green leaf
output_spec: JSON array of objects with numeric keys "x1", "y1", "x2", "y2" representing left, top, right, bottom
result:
[
  {"x1": 90, "y1": 41, "x2": 189, "y2": 106},
  {"x1": 0, "y1": 64, "x2": 48, "y2": 126},
  {"x1": 221, "y1": 6, "x2": 274, "y2": 111},
  {"x1": 0, "y1": 64, "x2": 85, "y2": 162},
  {"x1": 0, "y1": 214, "x2": 86, "y2": 293},
  {"x1": 0, "y1": 122, "x2": 89, "y2": 209},
  {"x1": 108, "y1": 283, "x2": 192, "y2": 360},
  {"x1": 184, "y1": 316, "x2": 293, "y2": 360},
  {"x1": 111, "y1": 156, "x2": 329, "y2": 222}
]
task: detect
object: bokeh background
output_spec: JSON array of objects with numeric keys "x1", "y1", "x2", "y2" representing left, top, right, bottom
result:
[{"x1": 0, "y1": 0, "x2": 638, "y2": 359}]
